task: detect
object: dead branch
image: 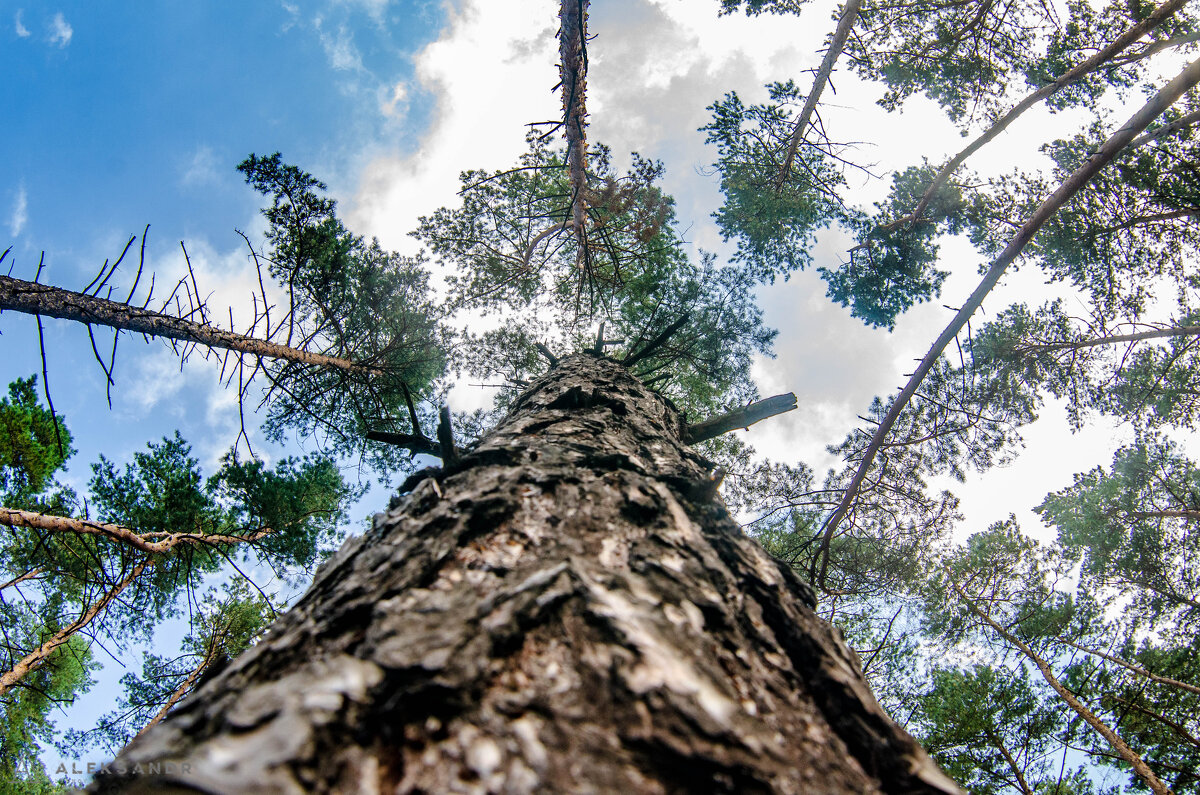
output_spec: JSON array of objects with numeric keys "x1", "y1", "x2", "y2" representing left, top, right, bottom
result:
[
  {"x1": 684, "y1": 393, "x2": 799, "y2": 444},
  {"x1": 0, "y1": 275, "x2": 381, "y2": 377},
  {"x1": 364, "y1": 430, "x2": 442, "y2": 457}
]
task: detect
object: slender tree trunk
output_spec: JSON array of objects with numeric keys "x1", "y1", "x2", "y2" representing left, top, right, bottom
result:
[{"x1": 86, "y1": 354, "x2": 960, "y2": 794}]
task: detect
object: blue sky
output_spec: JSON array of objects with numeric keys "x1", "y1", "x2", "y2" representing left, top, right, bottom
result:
[{"x1": 4, "y1": 1, "x2": 441, "y2": 252}]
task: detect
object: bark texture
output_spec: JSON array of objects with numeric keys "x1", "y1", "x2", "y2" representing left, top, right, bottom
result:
[{"x1": 85, "y1": 354, "x2": 960, "y2": 794}]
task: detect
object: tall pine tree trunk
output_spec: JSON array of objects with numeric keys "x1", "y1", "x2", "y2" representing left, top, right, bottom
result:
[{"x1": 87, "y1": 354, "x2": 959, "y2": 794}]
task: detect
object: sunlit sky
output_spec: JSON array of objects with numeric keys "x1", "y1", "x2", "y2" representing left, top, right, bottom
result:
[{"x1": 2, "y1": 0, "x2": 1141, "y2": 774}]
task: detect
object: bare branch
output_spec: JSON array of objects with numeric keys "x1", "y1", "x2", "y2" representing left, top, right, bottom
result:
[
  {"x1": 684, "y1": 393, "x2": 799, "y2": 444},
  {"x1": 560, "y1": 0, "x2": 591, "y2": 271},
  {"x1": 535, "y1": 342, "x2": 560, "y2": 367},
  {"x1": 365, "y1": 430, "x2": 441, "y2": 457},
  {"x1": 622, "y1": 315, "x2": 689, "y2": 368},
  {"x1": 0, "y1": 274, "x2": 381, "y2": 377}
]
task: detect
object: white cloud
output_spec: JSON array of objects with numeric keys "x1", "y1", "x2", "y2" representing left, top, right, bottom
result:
[
  {"x1": 14, "y1": 10, "x2": 30, "y2": 37},
  {"x1": 280, "y1": 1, "x2": 300, "y2": 27},
  {"x1": 315, "y1": 18, "x2": 364, "y2": 72},
  {"x1": 379, "y1": 81, "x2": 407, "y2": 119},
  {"x1": 9, "y1": 185, "x2": 27, "y2": 237},
  {"x1": 336, "y1": 0, "x2": 391, "y2": 26},
  {"x1": 348, "y1": 0, "x2": 561, "y2": 252},
  {"x1": 182, "y1": 145, "x2": 220, "y2": 186},
  {"x1": 48, "y1": 11, "x2": 72, "y2": 47}
]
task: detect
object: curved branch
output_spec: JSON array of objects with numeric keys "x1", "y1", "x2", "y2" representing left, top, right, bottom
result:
[{"x1": 0, "y1": 507, "x2": 274, "y2": 555}]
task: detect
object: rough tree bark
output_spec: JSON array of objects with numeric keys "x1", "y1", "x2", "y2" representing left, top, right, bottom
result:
[{"x1": 85, "y1": 354, "x2": 960, "y2": 794}]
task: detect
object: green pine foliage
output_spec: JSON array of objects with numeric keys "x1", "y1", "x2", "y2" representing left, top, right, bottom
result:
[
  {"x1": 1, "y1": 380, "x2": 356, "y2": 785},
  {"x1": 415, "y1": 137, "x2": 778, "y2": 417},
  {"x1": 237, "y1": 153, "x2": 447, "y2": 470}
]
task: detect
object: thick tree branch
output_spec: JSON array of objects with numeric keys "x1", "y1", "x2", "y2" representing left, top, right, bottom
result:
[
  {"x1": 136, "y1": 640, "x2": 225, "y2": 739},
  {"x1": 622, "y1": 315, "x2": 688, "y2": 368},
  {"x1": 1131, "y1": 107, "x2": 1200, "y2": 149},
  {"x1": 0, "y1": 567, "x2": 44, "y2": 591},
  {"x1": 0, "y1": 274, "x2": 381, "y2": 377},
  {"x1": 683, "y1": 393, "x2": 799, "y2": 444},
  {"x1": 0, "y1": 507, "x2": 274, "y2": 555},
  {"x1": 1014, "y1": 323, "x2": 1200, "y2": 356},
  {"x1": 437, "y1": 406, "x2": 460, "y2": 466},
  {"x1": 365, "y1": 430, "x2": 441, "y2": 457},
  {"x1": 816, "y1": 54, "x2": 1200, "y2": 586},
  {"x1": 983, "y1": 727, "x2": 1035, "y2": 795},
  {"x1": 1108, "y1": 694, "x2": 1200, "y2": 750},
  {"x1": 535, "y1": 342, "x2": 560, "y2": 367}
]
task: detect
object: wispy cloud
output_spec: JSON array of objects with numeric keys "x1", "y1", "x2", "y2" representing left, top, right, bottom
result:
[
  {"x1": 380, "y1": 81, "x2": 407, "y2": 119},
  {"x1": 9, "y1": 185, "x2": 28, "y2": 237},
  {"x1": 280, "y1": 1, "x2": 300, "y2": 32},
  {"x1": 336, "y1": 0, "x2": 391, "y2": 26},
  {"x1": 48, "y1": 11, "x2": 72, "y2": 48},
  {"x1": 317, "y1": 22, "x2": 364, "y2": 72},
  {"x1": 14, "y1": 10, "x2": 30, "y2": 37},
  {"x1": 182, "y1": 146, "x2": 220, "y2": 186}
]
